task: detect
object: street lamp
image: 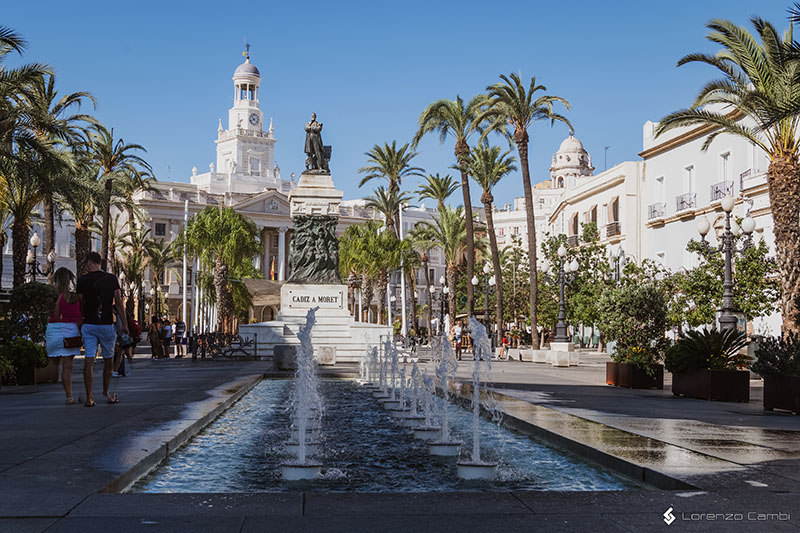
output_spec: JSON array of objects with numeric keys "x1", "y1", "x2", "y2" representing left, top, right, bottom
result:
[
  {"x1": 611, "y1": 246, "x2": 624, "y2": 282},
  {"x1": 697, "y1": 195, "x2": 755, "y2": 332},
  {"x1": 150, "y1": 287, "x2": 158, "y2": 317},
  {"x1": 26, "y1": 232, "x2": 55, "y2": 282},
  {"x1": 481, "y1": 262, "x2": 492, "y2": 333},
  {"x1": 428, "y1": 285, "x2": 435, "y2": 342},
  {"x1": 439, "y1": 275, "x2": 447, "y2": 332},
  {"x1": 542, "y1": 244, "x2": 579, "y2": 343}
]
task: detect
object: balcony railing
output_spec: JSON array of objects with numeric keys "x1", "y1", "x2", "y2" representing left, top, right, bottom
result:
[
  {"x1": 647, "y1": 202, "x2": 666, "y2": 220},
  {"x1": 710, "y1": 180, "x2": 734, "y2": 202},
  {"x1": 740, "y1": 168, "x2": 752, "y2": 191},
  {"x1": 567, "y1": 235, "x2": 579, "y2": 247},
  {"x1": 676, "y1": 192, "x2": 696, "y2": 212},
  {"x1": 606, "y1": 221, "x2": 621, "y2": 238}
]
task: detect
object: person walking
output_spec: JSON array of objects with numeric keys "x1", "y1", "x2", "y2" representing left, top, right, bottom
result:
[
  {"x1": 162, "y1": 318, "x2": 172, "y2": 358},
  {"x1": 76, "y1": 252, "x2": 128, "y2": 406},
  {"x1": 148, "y1": 316, "x2": 163, "y2": 358},
  {"x1": 45, "y1": 267, "x2": 82, "y2": 405},
  {"x1": 174, "y1": 318, "x2": 186, "y2": 357},
  {"x1": 452, "y1": 320, "x2": 463, "y2": 361}
]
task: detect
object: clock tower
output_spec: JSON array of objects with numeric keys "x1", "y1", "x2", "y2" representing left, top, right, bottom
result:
[{"x1": 214, "y1": 45, "x2": 276, "y2": 186}]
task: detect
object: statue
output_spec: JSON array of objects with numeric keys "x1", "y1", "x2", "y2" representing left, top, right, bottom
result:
[
  {"x1": 304, "y1": 113, "x2": 330, "y2": 172},
  {"x1": 287, "y1": 214, "x2": 340, "y2": 284}
]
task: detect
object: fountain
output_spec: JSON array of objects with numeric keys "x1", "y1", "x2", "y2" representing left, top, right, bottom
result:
[
  {"x1": 456, "y1": 317, "x2": 498, "y2": 480},
  {"x1": 401, "y1": 362, "x2": 425, "y2": 427},
  {"x1": 280, "y1": 307, "x2": 323, "y2": 481},
  {"x1": 412, "y1": 370, "x2": 441, "y2": 440},
  {"x1": 379, "y1": 341, "x2": 402, "y2": 409},
  {"x1": 429, "y1": 315, "x2": 462, "y2": 457},
  {"x1": 372, "y1": 341, "x2": 390, "y2": 400}
]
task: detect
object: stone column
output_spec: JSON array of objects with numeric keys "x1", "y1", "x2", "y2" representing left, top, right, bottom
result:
[
  {"x1": 278, "y1": 227, "x2": 287, "y2": 281},
  {"x1": 262, "y1": 227, "x2": 269, "y2": 279}
]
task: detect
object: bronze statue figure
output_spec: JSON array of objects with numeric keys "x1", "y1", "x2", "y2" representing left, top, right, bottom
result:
[
  {"x1": 304, "y1": 113, "x2": 330, "y2": 172},
  {"x1": 287, "y1": 214, "x2": 340, "y2": 284}
]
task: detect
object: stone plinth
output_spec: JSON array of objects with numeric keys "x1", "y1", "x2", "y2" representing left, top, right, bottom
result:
[{"x1": 289, "y1": 171, "x2": 343, "y2": 217}]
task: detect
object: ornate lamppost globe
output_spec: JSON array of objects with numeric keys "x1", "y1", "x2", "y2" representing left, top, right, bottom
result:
[
  {"x1": 741, "y1": 216, "x2": 756, "y2": 234},
  {"x1": 26, "y1": 250, "x2": 34, "y2": 265},
  {"x1": 429, "y1": 285, "x2": 435, "y2": 294},
  {"x1": 488, "y1": 276, "x2": 496, "y2": 287},
  {"x1": 721, "y1": 195, "x2": 735, "y2": 213},
  {"x1": 557, "y1": 245, "x2": 567, "y2": 258},
  {"x1": 471, "y1": 276, "x2": 479, "y2": 286},
  {"x1": 483, "y1": 263, "x2": 491, "y2": 275},
  {"x1": 443, "y1": 286, "x2": 449, "y2": 295},
  {"x1": 569, "y1": 259, "x2": 579, "y2": 272},
  {"x1": 439, "y1": 275, "x2": 445, "y2": 285},
  {"x1": 697, "y1": 217, "x2": 711, "y2": 237},
  {"x1": 30, "y1": 232, "x2": 40, "y2": 248},
  {"x1": 541, "y1": 262, "x2": 550, "y2": 275},
  {"x1": 47, "y1": 250, "x2": 56, "y2": 264}
]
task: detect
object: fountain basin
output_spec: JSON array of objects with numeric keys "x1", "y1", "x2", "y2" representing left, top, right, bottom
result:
[
  {"x1": 412, "y1": 426, "x2": 441, "y2": 440},
  {"x1": 456, "y1": 461, "x2": 498, "y2": 480},
  {"x1": 280, "y1": 461, "x2": 322, "y2": 481},
  {"x1": 401, "y1": 415, "x2": 425, "y2": 427},
  {"x1": 429, "y1": 441, "x2": 462, "y2": 457},
  {"x1": 388, "y1": 408, "x2": 411, "y2": 417},
  {"x1": 285, "y1": 441, "x2": 320, "y2": 457},
  {"x1": 380, "y1": 400, "x2": 403, "y2": 410},
  {"x1": 372, "y1": 391, "x2": 390, "y2": 399}
]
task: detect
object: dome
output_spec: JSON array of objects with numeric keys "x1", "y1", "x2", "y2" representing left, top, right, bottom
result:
[
  {"x1": 234, "y1": 59, "x2": 260, "y2": 78},
  {"x1": 557, "y1": 133, "x2": 584, "y2": 153}
]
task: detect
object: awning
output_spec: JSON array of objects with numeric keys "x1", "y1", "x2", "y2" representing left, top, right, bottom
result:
[{"x1": 243, "y1": 279, "x2": 284, "y2": 307}]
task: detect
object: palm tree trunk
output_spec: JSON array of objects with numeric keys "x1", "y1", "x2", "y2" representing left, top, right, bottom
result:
[
  {"x1": 361, "y1": 276, "x2": 373, "y2": 322},
  {"x1": 376, "y1": 272, "x2": 387, "y2": 325},
  {"x1": 11, "y1": 218, "x2": 29, "y2": 287},
  {"x1": 767, "y1": 159, "x2": 800, "y2": 334},
  {"x1": 75, "y1": 223, "x2": 91, "y2": 277},
  {"x1": 43, "y1": 194, "x2": 55, "y2": 274},
  {"x1": 101, "y1": 176, "x2": 113, "y2": 267},
  {"x1": 407, "y1": 269, "x2": 417, "y2": 333},
  {"x1": 213, "y1": 256, "x2": 233, "y2": 333},
  {"x1": 457, "y1": 161, "x2": 475, "y2": 317},
  {"x1": 516, "y1": 136, "x2": 539, "y2": 346},
  {"x1": 0, "y1": 232, "x2": 5, "y2": 288},
  {"x1": 446, "y1": 264, "x2": 456, "y2": 320},
  {"x1": 423, "y1": 256, "x2": 432, "y2": 343},
  {"x1": 483, "y1": 201, "x2": 504, "y2": 345}
]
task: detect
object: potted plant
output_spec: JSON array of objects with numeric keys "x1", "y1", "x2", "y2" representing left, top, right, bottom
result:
[
  {"x1": 0, "y1": 338, "x2": 49, "y2": 386},
  {"x1": 0, "y1": 355, "x2": 13, "y2": 392},
  {"x1": 665, "y1": 328, "x2": 750, "y2": 402},
  {"x1": 598, "y1": 282, "x2": 669, "y2": 389},
  {"x1": 751, "y1": 333, "x2": 800, "y2": 414}
]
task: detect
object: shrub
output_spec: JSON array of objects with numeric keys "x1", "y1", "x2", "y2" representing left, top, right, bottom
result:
[
  {"x1": 7, "y1": 282, "x2": 58, "y2": 344},
  {"x1": 598, "y1": 282, "x2": 669, "y2": 371},
  {"x1": 664, "y1": 328, "x2": 748, "y2": 373},
  {"x1": 751, "y1": 333, "x2": 800, "y2": 377},
  {"x1": 0, "y1": 337, "x2": 48, "y2": 379}
]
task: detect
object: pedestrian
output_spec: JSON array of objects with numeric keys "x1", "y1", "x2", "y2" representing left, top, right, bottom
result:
[
  {"x1": 174, "y1": 317, "x2": 186, "y2": 357},
  {"x1": 148, "y1": 316, "x2": 163, "y2": 358},
  {"x1": 452, "y1": 320, "x2": 463, "y2": 361},
  {"x1": 76, "y1": 252, "x2": 127, "y2": 406},
  {"x1": 500, "y1": 331, "x2": 511, "y2": 360},
  {"x1": 162, "y1": 318, "x2": 172, "y2": 358},
  {"x1": 45, "y1": 267, "x2": 82, "y2": 405}
]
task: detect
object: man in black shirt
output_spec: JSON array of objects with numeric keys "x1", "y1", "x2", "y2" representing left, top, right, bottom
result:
[{"x1": 76, "y1": 252, "x2": 128, "y2": 406}]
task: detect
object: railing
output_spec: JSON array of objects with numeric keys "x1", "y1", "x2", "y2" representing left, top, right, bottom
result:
[
  {"x1": 710, "y1": 180, "x2": 734, "y2": 201},
  {"x1": 676, "y1": 192, "x2": 696, "y2": 212},
  {"x1": 740, "y1": 168, "x2": 752, "y2": 192},
  {"x1": 647, "y1": 202, "x2": 666, "y2": 220},
  {"x1": 197, "y1": 332, "x2": 256, "y2": 359},
  {"x1": 606, "y1": 221, "x2": 621, "y2": 238},
  {"x1": 567, "y1": 235, "x2": 579, "y2": 247}
]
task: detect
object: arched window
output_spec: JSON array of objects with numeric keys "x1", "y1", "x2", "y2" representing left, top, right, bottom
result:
[
  {"x1": 558, "y1": 177, "x2": 564, "y2": 188},
  {"x1": 570, "y1": 213, "x2": 579, "y2": 236}
]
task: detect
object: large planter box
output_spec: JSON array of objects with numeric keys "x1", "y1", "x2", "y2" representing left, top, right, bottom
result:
[
  {"x1": 606, "y1": 362, "x2": 664, "y2": 389},
  {"x1": 35, "y1": 359, "x2": 59, "y2": 384},
  {"x1": 671, "y1": 369, "x2": 750, "y2": 402},
  {"x1": 763, "y1": 375, "x2": 800, "y2": 415}
]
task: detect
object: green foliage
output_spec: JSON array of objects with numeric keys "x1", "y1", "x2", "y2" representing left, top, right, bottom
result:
[
  {"x1": 751, "y1": 333, "x2": 800, "y2": 377},
  {"x1": 598, "y1": 282, "x2": 669, "y2": 370},
  {"x1": 0, "y1": 337, "x2": 48, "y2": 374},
  {"x1": 6, "y1": 282, "x2": 58, "y2": 344},
  {"x1": 501, "y1": 235, "x2": 530, "y2": 324},
  {"x1": 664, "y1": 328, "x2": 748, "y2": 373}
]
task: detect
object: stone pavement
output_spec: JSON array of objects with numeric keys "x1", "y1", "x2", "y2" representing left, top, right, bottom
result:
[{"x1": 0, "y1": 349, "x2": 798, "y2": 531}]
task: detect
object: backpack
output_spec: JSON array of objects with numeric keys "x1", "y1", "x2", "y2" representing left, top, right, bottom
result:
[{"x1": 129, "y1": 319, "x2": 142, "y2": 340}]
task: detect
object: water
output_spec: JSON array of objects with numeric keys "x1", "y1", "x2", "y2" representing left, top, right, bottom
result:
[{"x1": 132, "y1": 379, "x2": 635, "y2": 493}]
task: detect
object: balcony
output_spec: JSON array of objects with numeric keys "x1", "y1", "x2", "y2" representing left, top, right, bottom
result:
[
  {"x1": 567, "y1": 235, "x2": 579, "y2": 247},
  {"x1": 676, "y1": 192, "x2": 696, "y2": 212},
  {"x1": 710, "y1": 180, "x2": 734, "y2": 202},
  {"x1": 606, "y1": 221, "x2": 621, "y2": 238},
  {"x1": 647, "y1": 202, "x2": 666, "y2": 220}
]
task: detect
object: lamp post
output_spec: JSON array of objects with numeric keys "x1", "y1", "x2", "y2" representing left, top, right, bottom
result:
[
  {"x1": 150, "y1": 287, "x2": 158, "y2": 317},
  {"x1": 611, "y1": 246, "x2": 624, "y2": 282},
  {"x1": 697, "y1": 195, "x2": 755, "y2": 332},
  {"x1": 428, "y1": 285, "x2": 435, "y2": 344},
  {"x1": 542, "y1": 245, "x2": 579, "y2": 344},
  {"x1": 482, "y1": 262, "x2": 491, "y2": 331},
  {"x1": 439, "y1": 274, "x2": 448, "y2": 333},
  {"x1": 26, "y1": 232, "x2": 55, "y2": 282}
]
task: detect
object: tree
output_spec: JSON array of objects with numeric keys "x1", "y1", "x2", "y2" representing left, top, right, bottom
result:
[
  {"x1": 57, "y1": 152, "x2": 102, "y2": 276},
  {"x1": 466, "y1": 144, "x2": 516, "y2": 343},
  {"x1": 407, "y1": 228, "x2": 435, "y2": 342},
  {"x1": 413, "y1": 95, "x2": 485, "y2": 317},
  {"x1": 179, "y1": 207, "x2": 260, "y2": 333},
  {"x1": 416, "y1": 207, "x2": 468, "y2": 319},
  {"x1": 478, "y1": 73, "x2": 572, "y2": 346},
  {"x1": 501, "y1": 235, "x2": 531, "y2": 328},
  {"x1": 656, "y1": 17, "x2": 800, "y2": 334},
  {"x1": 416, "y1": 173, "x2": 458, "y2": 211},
  {"x1": 365, "y1": 186, "x2": 413, "y2": 238},
  {"x1": 0, "y1": 206, "x2": 9, "y2": 287},
  {"x1": 23, "y1": 73, "x2": 94, "y2": 271},
  {"x1": 88, "y1": 123, "x2": 152, "y2": 267},
  {"x1": 1, "y1": 149, "x2": 44, "y2": 286}
]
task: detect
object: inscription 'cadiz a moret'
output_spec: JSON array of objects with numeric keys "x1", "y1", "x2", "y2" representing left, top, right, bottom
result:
[{"x1": 291, "y1": 294, "x2": 339, "y2": 304}]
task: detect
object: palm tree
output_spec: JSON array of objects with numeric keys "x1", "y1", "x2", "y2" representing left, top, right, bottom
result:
[
  {"x1": 413, "y1": 95, "x2": 485, "y2": 316},
  {"x1": 416, "y1": 173, "x2": 459, "y2": 211},
  {"x1": 408, "y1": 226, "x2": 436, "y2": 342},
  {"x1": 656, "y1": 17, "x2": 800, "y2": 334},
  {"x1": 477, "y1": 73, "x2": 572, "y2": 346},
  {"x1": 372, "y1": 230, "x2": 404, "y2": 325},
  {"x1": 358, "y1": 141, "x2": 424, "y2": 194},
  {"x1": 401, "y1": 243, "x2": 422, "y2": 334},
  {"x1": 0, "y1": 205, "x2": 9, "y2": 287},
  {"x1": 467, "y1": 144, "x2": 517, "y2": 343},
  {"x1": 365, "y1": 186, "x2": 413, "y2": 237},
  {"x1": 88, "y1": 123, "x2": 152, "y2": 267},
  {"x1": 180, "y1": 206, "x2": 260, "y2": 333},
  {"x1": 24, "y1": 73, "x2": 94, "y2": 270},
  {"x1": 147, "y1": 239, "x2": 175, "y2": 317},
  {"x1": 0, "y1": 150, "x2": 43, "y2": 286},
  {"x1": 114, "y1": 167, "x2": 155, "y2": 230},
  {"x1": 416, "y1": 207, "x2": 468, "y2": 319},
  {"x1": 339, "y1": 220, "x2": 384, "y2": 322},
  {"x1": 58, "y1": 152, "x2": 102, "y2": 276},
  {"x1": 90, "y1": 213, "x2": 128, "y2": 275}
]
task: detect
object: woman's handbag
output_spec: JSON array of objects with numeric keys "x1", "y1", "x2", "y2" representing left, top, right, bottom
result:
[{"x1": 63, "y1": 336, "x2": 82, "y2": 349}]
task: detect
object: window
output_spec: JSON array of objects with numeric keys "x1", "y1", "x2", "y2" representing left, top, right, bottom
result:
[
  {"x1": 498, "y1": 228, "x2": 505, "y2": 236},
  {"x1": 429, "y1": 268, "x2": 434, "y2": 281},
  {"x1": 69, "y1": 234, "x2": 75, "y2": 258},
  {"x1": 590, "y1": 205, "x2": 597, "y2": 225},
  {"x1": 513, "y1": 226, "x2": 519, "y2": 235},
  {"x1": 608, "y1": 197, "x2": 619, "y2": 223},
  {"x1": 250, "y1": 158, "x2": 260, "y2": 173},
  {"x1": 240, "y1": 86, "x2": 247, "y2": 100},
  {"x1": 248, "y1": 86, "x2": 254, "y2": 100},
  {"x1": 570, "y1": 214, "x2": 579, "y2": 236},
  {"x1": 720, "y1": 151, "x2": 731, "y2": 180},
  {"x1": 155, "y1": 223, "x2": 166, "y2": 237},
  {"x1": 684, "y1": 165, "x2": 695, "y2": 193}
]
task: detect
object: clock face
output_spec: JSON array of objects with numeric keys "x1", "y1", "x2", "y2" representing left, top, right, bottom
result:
[{"x1": 249, "y1": 113, "x2": 259, "y2": 125}]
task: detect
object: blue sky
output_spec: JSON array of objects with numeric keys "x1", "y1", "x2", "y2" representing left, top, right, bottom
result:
[{"x1": 3, "y1": 1, "x2": 791, "y2": 207}]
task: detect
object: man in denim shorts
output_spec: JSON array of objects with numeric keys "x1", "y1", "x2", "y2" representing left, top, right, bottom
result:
[{"x1": 77, "y1": 252, "x2": 128, "y2": 406}]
